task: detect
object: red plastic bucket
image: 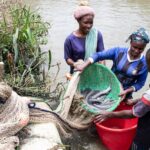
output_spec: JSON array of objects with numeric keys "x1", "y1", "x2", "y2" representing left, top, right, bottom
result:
[
  {"x1": 96, "y1": 102, "x2": 138, "y2": 150},
  {"x1": 115, "y1": 101, "x2": 133, "y2": 111}
]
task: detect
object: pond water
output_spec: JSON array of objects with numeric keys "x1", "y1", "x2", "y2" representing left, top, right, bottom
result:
[
  {"x1": 23, "y1": 0, "x2": 150, "y2": 98},
  {"x1": 23, "y1": 0, "x2": 150, "y2": 149}
]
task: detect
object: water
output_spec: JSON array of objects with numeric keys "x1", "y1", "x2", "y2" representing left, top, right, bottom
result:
[
  {"x1": 23, "y1": 0, "x2": 150, "y2": 98},
  {"x1": 22, "y1": 1, "x2": 150, "y2": 149}
]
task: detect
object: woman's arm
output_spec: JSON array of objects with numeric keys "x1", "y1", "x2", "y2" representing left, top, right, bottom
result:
[
  {"x1": 75, "y1": 47, "x2": 119, "y2": 72},
  {"x1": 97, "y1": 31, "x2": 105, "y2": 65},
  {"x1": 91, "y1": 47, "x2": 118, "y2": 63},
  {"x1": 126, "y1": 98, "x2": 140, "y2": 105},
  {"x1": 132, "y1": 70, "x2": 148, "y2": 92},
  {"x1": 64, "y1": 37, "x2": 74, "y2": 67},
  {"x1": 75, "y1": 59, "x2": 92, "y2": 72},
  {"x1": 97, "y1": 31, "x2": 104, "y2": 52},
  {"x1": 119, "y1": 86, "x2": 135, "y2": 101},
  {"x1": 94, "y1": 110, "x2": 134, "y2": 123},
  {"x1": 66, "y1": 58, "x2": 75, "y2": 67}
]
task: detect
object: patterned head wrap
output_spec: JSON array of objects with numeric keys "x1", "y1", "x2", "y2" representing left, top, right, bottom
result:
[
  {"x1": 74, "y1": 3, "x2": 95, "y2": 20},
  {"x1": 127, "y1": 28, "x2": 150, "y2": 44}
]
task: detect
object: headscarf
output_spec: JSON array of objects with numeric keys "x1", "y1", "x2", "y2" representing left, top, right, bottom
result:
[
  {"x1": 74, "y1": 1, "x2": 95, "y2": 20},
  {"x1": 127, "y1": 27, "x2": 150, "y2": 44}
]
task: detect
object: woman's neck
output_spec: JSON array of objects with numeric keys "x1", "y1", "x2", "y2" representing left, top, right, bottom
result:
[
  {"x1": 73, "y1": 29, "x2": 86, "y2": 37},
  {"x1": 128, "y1": 50, "x2": 141, "y2": 60}
]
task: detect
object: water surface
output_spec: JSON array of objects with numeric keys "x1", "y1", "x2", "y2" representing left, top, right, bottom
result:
[{"x1": 24, "y1": 0, "x2": 150, "y2": 97}]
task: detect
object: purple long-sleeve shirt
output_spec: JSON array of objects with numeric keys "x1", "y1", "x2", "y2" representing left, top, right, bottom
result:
[{"x1": 64, "y1": 31, "x2": 104, "y2": 73}]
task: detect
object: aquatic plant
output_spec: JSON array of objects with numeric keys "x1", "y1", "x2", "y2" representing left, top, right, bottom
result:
[{"x1": 0, "y1": 2, "x2": 52, "y2": 92}]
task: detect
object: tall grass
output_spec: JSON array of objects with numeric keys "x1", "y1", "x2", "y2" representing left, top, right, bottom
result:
[{"x1": 0, "y1": 3, "x2": 52, "y2": 96}]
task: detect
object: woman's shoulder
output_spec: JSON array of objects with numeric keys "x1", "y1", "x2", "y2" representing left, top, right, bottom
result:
[
  {"x1": 65, "y1": 32, "x2": 75, "y2": 40},
  {"x1": 141, "y1": 55, "x2": 147, "y2": 65},
  {"x1": 108, "y1": 47, "x2": 128, "y2": 52},
  {"x1": 64, "y1": 33, "x2": 76, "y2": 45},
  {"x1": 96, "y1": 29, "x2": 103, "y2": 37},
  {"x1": 65, "y1": 32, "x2": 84, "y2": 41}
]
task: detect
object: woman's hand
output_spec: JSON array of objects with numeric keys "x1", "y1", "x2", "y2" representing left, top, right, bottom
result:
[
  {"x1": 125, "y1": 99, "x2": 135, "y2": 105},
  {"x1": 74, "y1": 59, "x2": 92, "y2": 73},
  {"x1": 94, "y1": 111, "x2": 113, "y2": 123},
  {"x1": 74, "y1": 64, "x2": 85, "y2": 72},
  {"x1": 126, "y1": 98, "x2": 140, "y2": 105},
  {"x1": 119, "y1": 90, "x2": 128, "y2": 101},
  {"x1": 119, "y1": 87, "x2": 135, "y2": 101}
]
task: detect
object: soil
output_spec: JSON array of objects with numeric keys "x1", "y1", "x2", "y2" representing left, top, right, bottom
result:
[{"x1": 61, "y1": 126, "x2": 107, "y2": 150}]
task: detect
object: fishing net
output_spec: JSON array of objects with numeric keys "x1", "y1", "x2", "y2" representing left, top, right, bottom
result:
[
  {"x1": 0, "y1": 63, "x2": 121, "y2": 149},
  {"x1": 0, "y1": 81, "x2": 87, "y2": 150},
  {"x1": 55, "y1": 70, "x2": 94, "y2": 132},
  {"x1": 78, "y1": 63, "x2": 121, "y2": 114},
  {"x1": 0, "y1": 82, "x2": 29, "y2": 150},
  {"x1": 55, "y1": 63, "x2": 121, "y2": 135}
]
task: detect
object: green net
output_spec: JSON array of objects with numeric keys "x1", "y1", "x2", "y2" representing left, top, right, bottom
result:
[{"x1": 77, "y1": 63, "x2": 121, "y2": 114}]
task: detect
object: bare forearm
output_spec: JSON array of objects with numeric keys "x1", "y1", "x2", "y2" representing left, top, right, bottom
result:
[
  {"x1": 108, "y1": 110, "x2": 135, "y2": 119},
  {"x1": 75, "y1": 59, "x2": 92, "y2": 72},
  {"x1": 82, "y1": 59, "x2": 91, "y2": 69},
  {"x1": 120, "y1": 87, "x2": 135, "y2": 101},
  {"x1": 125, "y1": 87, "x2": 134, "y2": 94},
  {"x1": 94, "y1": 110, "x2": 135, "y2": 123},
  {"x1": 66, "y1": 58, "x2": 74, "y2": 67}
]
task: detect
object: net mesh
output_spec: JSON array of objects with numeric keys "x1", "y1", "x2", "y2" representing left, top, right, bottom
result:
[{"x1": 77, "y1": 63, "x2": 121, "y2": 114}]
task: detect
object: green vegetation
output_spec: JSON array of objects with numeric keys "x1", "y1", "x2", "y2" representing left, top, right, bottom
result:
[{"x1": 0, "y1": 4, "x2": 53, "y2": 97}]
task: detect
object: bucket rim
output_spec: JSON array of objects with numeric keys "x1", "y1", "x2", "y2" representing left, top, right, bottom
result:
[{"x1": 95, "y1": 120, "x2": 137, "y2": 132}]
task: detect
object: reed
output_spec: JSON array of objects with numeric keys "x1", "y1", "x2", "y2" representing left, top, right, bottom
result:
[{"x1": 0, "y1": 1, "x2": 54, "y2": 98}]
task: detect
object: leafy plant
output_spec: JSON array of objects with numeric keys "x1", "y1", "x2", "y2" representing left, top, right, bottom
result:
[{"x1": 0, "y1": 4, "x2": 51, "y2": 89}]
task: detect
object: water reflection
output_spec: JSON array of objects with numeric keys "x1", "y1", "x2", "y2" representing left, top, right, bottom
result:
[{"x1": 24, "y1": 0, "x2": 150, "y2": 97}]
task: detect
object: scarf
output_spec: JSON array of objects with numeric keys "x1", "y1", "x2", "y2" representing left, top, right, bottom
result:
[{"x1": 84, "y1": 28, "x2": 98, "y2": 60}]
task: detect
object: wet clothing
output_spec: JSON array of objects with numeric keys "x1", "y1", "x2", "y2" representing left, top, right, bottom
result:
[
  {"x1": 64, "y1": 31, "x2": 104, "y2": 73},
  {"x1": 131, "y1": 90, "x2": 150, "y2": 149},
  {"x1": 90, "y1": 47, "x2": 148, "y2": 91}
]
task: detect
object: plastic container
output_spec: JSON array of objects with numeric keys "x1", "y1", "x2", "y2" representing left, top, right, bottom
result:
[
  {"x1": 96, "y1": 102, "x2": 138, "y2": 150},
  {"x1": 96, "y1": 118, "x2": 138, "y2": 150},
  {"x1": 78, "y1": 63, "x2": 121, "y2": 114},
  {"x1": 115, "y1": 101, "x2": 133, "y2": 111}
]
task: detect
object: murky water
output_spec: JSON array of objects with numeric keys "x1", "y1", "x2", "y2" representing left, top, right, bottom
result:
[
  {"x1": 22, "y1": 0, "x2": 150, "y2": 149},
  {"x1": 23, "y1": 0, "x2": 150, "y2": 97},
  {"x1": 24, "y1": 0, "x2": 150, "y2": 119}
]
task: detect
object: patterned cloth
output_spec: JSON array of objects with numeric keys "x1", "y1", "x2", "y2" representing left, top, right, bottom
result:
[
  {"x1": 128, "y1": 27, "x2": 150, "y2": 44},
  {"x1": 132, "y1": 89, "x2": 150, "y2": 148},
  {"x1": 133, "y1": 100, "x2": 150, "y2": 117},
  {"x1": 141, "y1": 89, "x2": 150, "y2": 106},
  {"x1": 90, "y1": 47, "x2": 148, "y2": 91}
]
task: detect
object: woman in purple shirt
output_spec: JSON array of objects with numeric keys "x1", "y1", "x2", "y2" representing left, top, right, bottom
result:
[{"x1": 64, "y1": 2, "x2": 104, "y2": 74}]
